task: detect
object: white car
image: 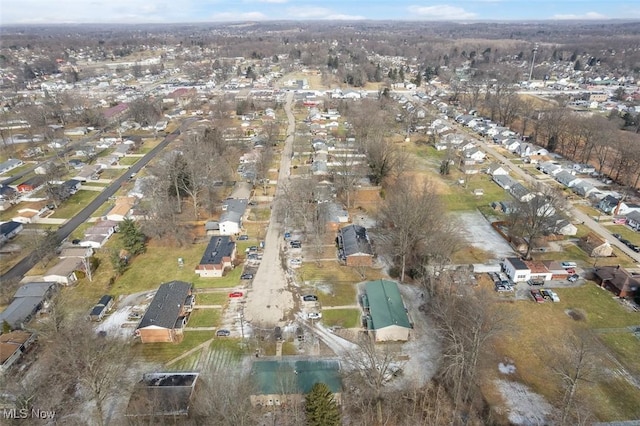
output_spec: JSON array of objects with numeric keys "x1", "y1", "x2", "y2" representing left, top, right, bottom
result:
[
  {"x1": 308, "y1": 312, "x2": 322, "y2": 319},
  {"x1": 289, "y1": 258, "x2": 302, "y2": 266}
]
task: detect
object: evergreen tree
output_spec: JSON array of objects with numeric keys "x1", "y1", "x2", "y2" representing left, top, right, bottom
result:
[
  {"x1": 305, "y1": 383, "x2": 340, "y2": 426},
  {"x1": 119, "y1": 218, "x2": 146, "y2": 256}
]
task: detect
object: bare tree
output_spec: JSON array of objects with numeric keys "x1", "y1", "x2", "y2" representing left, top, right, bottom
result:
[
  {"x1": 508, "y1": 184, "x2": 567, "y2": 260},
  {"x1": 376, "y1": 178, "x2": 459, "y2": 282},
  {"x1": 331, "y1": 149, "x2": 365, "y2": 208},
  {"x1": 254, "y1": 145, "x2": 274, "y2": 195}
]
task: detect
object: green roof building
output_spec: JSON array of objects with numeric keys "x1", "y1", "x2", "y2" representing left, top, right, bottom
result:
[
  {"x1": 363, "y1": 280, "x2": 412, "y2": 342},
  {"x1": 250, "y1": 359, "x2": 342, "y2": 407}
]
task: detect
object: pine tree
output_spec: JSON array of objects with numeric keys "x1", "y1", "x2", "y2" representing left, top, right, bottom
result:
[
  {"x1": 305, "y1": 383, "x2": 340, "y2": 426},
  {"x1": 119, "y1": 218, "x2": 146, "y2": 256}
]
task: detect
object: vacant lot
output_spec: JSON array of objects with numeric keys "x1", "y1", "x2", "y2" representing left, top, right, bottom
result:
[
  {"x1": 195, "y1": 292, "x2": 228, "y2": 306},
  {"x1": 321, "y1": 308, "x2": 361, "y2": 328},
  {"x1": 135, "y1": 331, "x2": 213, "y2": 364},
  {"x1": 188, "y1": 308, "x2": 222, "y2": 328},
  {"x1": 491, "y1": 282, "x2": 640, "y2": 421},
  {"x1": 50, "y1": 190, "x2": 101, "y2": 218}
]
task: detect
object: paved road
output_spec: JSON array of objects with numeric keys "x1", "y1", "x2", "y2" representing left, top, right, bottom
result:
[
  {"x1": 244, "y1": 91, "x2": 296, "y2": 326},
  {"x1": 469, "y1": 132, "x2": 640, "y2": 264},
  {"x1": 0, "y1": 122, "x2": 192, "y2": 284}
]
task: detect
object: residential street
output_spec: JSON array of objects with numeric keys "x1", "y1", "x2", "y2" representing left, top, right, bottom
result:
[
  {"x1": 469, "y1": 132, "x2": 640, "y2": 263},
  {"x1": 243, "y1": 91, "x2": 296, "y2": 326}
]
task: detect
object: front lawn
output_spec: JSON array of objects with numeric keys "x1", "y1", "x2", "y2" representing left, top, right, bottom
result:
[
  {"x1": 321, "y1": 308, "x2": 361, "y2": 328},
  {"x1": 135, "y1": 331, "x2": 213, "y2": 364},
  {"x1": 312, "y1": 282, "x2": 358, "y2": 307},
  {"x1": 188, "y1": 308, "x2": 222, "y2": 328},
  {"x1": 605, "y1": 224, "x2": 640, "y2": 245},
  {"x1": 50, "y1": 190, "x2": 101, "y2": 218},
  {"x1": 195, "y1": 292, "x2": 228, "y2": 306}
]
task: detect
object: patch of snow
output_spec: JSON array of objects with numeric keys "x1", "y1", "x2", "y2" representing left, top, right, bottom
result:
[
  {"x1": 499, "y1": 362, "x2": 516, "y2": 374},
  {"x1": 495, "y1": 379, "x2": 553, "y2": 425},
  {"x1": 95, "y1": 307, "x2": 137, "y2": 339},
  {"x1": 455, "y1": 211, "x2": 516, "y2": 261}
]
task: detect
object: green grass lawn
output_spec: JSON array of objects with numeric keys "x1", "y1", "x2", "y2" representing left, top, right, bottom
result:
[
  {"x1": 135, "y1": 331, "x2": 213, "y2": 364},
  {"x1": 50, "y1": 190, "x2": 101, "y2": 218},
  {"x1": 311, "y1": 283, "x2": 357, "y2": 307},
  {"x1": 248, "y1": 208, "x2": 271, "y2": 221},
  {"x1": 188, "y1": 308, "x2": 222, "y2": 328},
  {"x1": 441, "y1": 174, "x2": 509, "y2": 211},
  {"x1": 575, "y1": 204, "x2": 602, "y2": 218},
  {"x1": 119, "y1": 157, "x2": 140, "y2": 166},
  {"x1": 110, "y1": 242, "x2": 242, "y2": 296},
  {"x1": 598, "y1": 332, "x2": 640, "y2": 375},
  {"x1": 99, "y1": 169, "x2": 123, "y2": 179},
  {"x1": 605, "y1": 225, "x2": 640, "y2": 245},
  {"x1": 195, "y1": 292, "x2": 228, "y2": 306},
  {"x1": 321, "y1": 308, "x2": 361, "y2": 328}
]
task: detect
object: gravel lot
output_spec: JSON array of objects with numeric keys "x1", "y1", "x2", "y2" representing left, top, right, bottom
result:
[{"x1": 456, "y1": 210, "x2": 516, "y2": 261}]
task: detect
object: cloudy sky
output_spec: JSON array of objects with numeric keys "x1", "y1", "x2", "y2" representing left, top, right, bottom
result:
[{"x1": 2, "y1": 0, "x2": 638, "y2": 25}]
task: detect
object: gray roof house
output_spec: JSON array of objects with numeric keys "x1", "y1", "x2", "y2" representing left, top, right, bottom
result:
[
  {"x1": 337, "y1": 224, "x2": 374, "y2": 266},
  {"x1": 625, "y1": 211, "x2": 640, "y2": 231},
  {"x1": 219, "y1": 199, "x2": 248, "y2": 236},
  {"x1": 509, "y1": 183, "x2": 534, "y2": 202},
  {"x1": 538, "y1": 161, "x2": 562, "y2": 175},
  {"x1": 1, "y1": 221, "x2": 24, "y2": 245},
  {"x1": 136, "y1": 281, "x2": 194, "y2": 343},
  {"x1": 0, "y1": 282, "x2": 57, "y2": 329},
  {"x1": 555, "y1": 170, "x2": 582, "y2": 188},
  {"x1": 573, "y1": 181, "x2": 598, "y2": 198},
  {"x1": 493, "y1": 174, "x2": 518, "y2": 190}
]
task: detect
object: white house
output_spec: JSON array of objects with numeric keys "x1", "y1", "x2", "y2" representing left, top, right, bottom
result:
[
  {"x1": 218, "y1": 199, "x2": 248, "y2": 236},
  {"x1": 44, "y1": 257, "x2": 83, "y2": 285},
  {"x1": 487, "y1": 163, "x2": 509, "y2": 176},
  {"x1": 503, "y1": 257, "x2": 531, "y2": 283}
]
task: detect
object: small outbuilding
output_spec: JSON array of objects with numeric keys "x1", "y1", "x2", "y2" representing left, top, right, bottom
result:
[{"x1": 90, "y1": 295, "x2": 114, "y2": 321}]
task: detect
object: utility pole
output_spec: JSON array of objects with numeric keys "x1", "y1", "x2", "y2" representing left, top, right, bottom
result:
[{"x1": 529, "y1": 43, "x2": 539, "y2": 81}]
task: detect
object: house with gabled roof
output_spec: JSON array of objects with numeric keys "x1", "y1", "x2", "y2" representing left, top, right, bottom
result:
[
  {"x1": 126, "y1": 372, "x2": 200, "y2": 418},
  {"x1": 0, "y1": 330, "x2": 36, "y2": 373},
  {"x1": 337, "y1": 224, "x2": 374, "y2": 267},
  {"x1": 44, "y1": 257, "x2": 84, "y2": 285},
  {"x1": 361, "y1": 280, "x2": 411, "y2": 342},
  {"x1": 594, "y1": 266, "x2": 640, "y2": 299},
  {"x1": 486, "y1": 163, "x2": 509, "y2": 176},
  {"x1": 555, "y1": 170, "x2": 582, "y2": 188},
  {"x1": 573, "y1": 181, "x2": 598, "y2": 198},
  {"x1": 493, "y1": 174, "x2": 517, "y2": 190},
  {"x1": 626, "y1": 211, "x2": 640, "y2": 231},
  {"x1": 135, "y1": 281, "x2": 195, "y2": 343},
  {"x1": 218, "y1": 199, "x2": 248, "y2": 236},
  {"x1": 509, "y1": 183, "x2": 534, "y2": 202},
  {"x1": 0, "y1": 282, "x2": 57, "y2": 330},
  {"x1": 195, "y1": 236, "x2": 236, "y2": 278},
  {"x1": 0, "y1": 221, "x2": 23, "y2": 246}
]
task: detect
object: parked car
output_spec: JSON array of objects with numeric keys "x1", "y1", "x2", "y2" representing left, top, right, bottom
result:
[
  {"x1": 241, "y1": 273, "x2": 254, "y2": 280},
  {"x1": 229, "y1": 291, "x2": 244, "y2": 298},
  {"x1": 302, "y1": 294, "x2": 318, "y2": 302},
  {"x1": 284, "y1": 232, "x2": 291, "y2": 239},
  {"x1": 540, "y1": 289, "x2": 552, "y2": 300},
  {"x1": 290, "y1": 240, "x2": 301, "y2": 248},
  {"x1": 308, "y1": 312, "x2": 322, "y2": 319},
  {"x1": 238, "y1": 235, "x2": 249, "y2": 240},
  {"x1": 612, "y1": 233, "x2": 622, "y2": 240},
  {"x1": 629, "y1": 245, "x2": 640, "y2": 253},
  {"x1": 72, "y1": 239, "x2": 81, "y2": 245},
  {"x1": 568, "y1": 274, "x2": 579, "y2": 282},
  {"x1": 527, "y1": 278, "x2": 544, "y2": 286},
  {"x1": 289, "y1": 258, "x2": 302, "y2": 265},
  {"x1": 216, "y1": 329, "x2": 231, "y2": 337},
  {"x1": 561, "y1": 262, "x2": 577, "y2": 268},
  {"x1": 565, "y1": 268, "x2": 576, "y2": 275},
  {"x1": 530, "y1": 289, "x2": 545, "y2": 303}
]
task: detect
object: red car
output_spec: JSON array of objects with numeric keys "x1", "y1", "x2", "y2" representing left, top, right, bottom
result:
[
  {"x1": 565, "y1": 268, "x2": 576, "y2": 275},
  {"x1": 530, "y1": 289, "x2": 545, "y2": 303},
  {"x1": 229, "y1": 291, "x2": 244, "y2": 298}
]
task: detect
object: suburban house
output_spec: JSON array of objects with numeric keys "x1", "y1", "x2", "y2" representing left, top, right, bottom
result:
[
  {"x1": 361, "y1": 280, "x2": 412, "y2": 342},
  {"x1": 337, "y1": 224, "x2": 374, "y2": 267},
  {"x1": 625, "y1": 211, "x2": 640, "y2": 231},
  {"x1": 0, "y1": 158, "x2": 24, "y2": 175},
  {"x1": 250, "y1": 359, "x2": 342, "y2": 407},
  {"x1": 554, "y1": 219, "x2": 578, "y2": 236},
  {"x1": 136, "y1": 281, "x2": 195, "y2": 343},
  {"x1": 82, "y1": 220, "x2": 118, "y2": 248},
  {"x1": 503, "y1": 257, "x2": 531, "y2": 282},
  {"x1": 61, "y1": 179, "x2": 82, "y2": 195},
  {"x1": 615, "y1": 202, "x2": 640, "y2": 216},
  {"x1": 90, "y1": 295, "x2": 114, "y2": 321},
  {"x1": 555, "y1": 170, "x2": 582, "y2": 188},
  {"x1": 195, "y1": 236, "x2": 236, "y2": 278},
  {"x1": 0, "y1": 221, "x2": 24, "y2": 246},
  {"x1": 106, "y1": 197, "x2": 136, "y2": 222},
  {"x1": 17, "y1": 176, "x2": 45, "y2": 193},
  {"x1": 579, "y1": 233, "x2": 613, "y2": 258},
  {"x1": 218, "y1": 199, "x2": 248, "y2": 236},
  {"x1": 493, "y1": 174, "x2": 517, "y2": 190},
  {"x1": 59, "y1": 246, "x2": 94, "y2": 259},
  {"x1": 0, "y1": 331, "x2": 36, "y2": 373},
  {"x1": 542, "y1": 261, "x2": 570, "y2": 279},
  {"x1": 323, "y1": 202, "x2": 349, "y2": 231},
  {"x1": 73, "y1": 164, "x2": 102, "y2": 182},
  {"x1": 126, "y1": 372, "x2": 200, "y2": 418},
  {"x1": 44, "y1": 257, "x2": 84, "y2": 285},
  {"x1": 508, "y1": 183, "x2": 534, "y2": 202},
  {"x1": 593, "y1": 266, "x2": 640, "y2": 299},
  {"x1": 598, "y1": 195, "x2": 620, "y2": 214},
  {"x1": 573, "y1": 182, "x2": 598, "y2": 198},
  {"x1": 538, "y1": 161, "x2": 562, "y2": 175},
  {"x1": 0, "y1": 282, "x2": 57, "y2": 330},
  {"x1": 486, "y1": 163, "x2": 509, "y2": 176},
  {"x1": 12, "y1": 205, "x2": 48, "y2": 224}
]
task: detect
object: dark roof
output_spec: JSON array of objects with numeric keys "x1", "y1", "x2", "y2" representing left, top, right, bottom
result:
[
  {"x1": 493, "y1": 174, "x2": 516, "y2": 188},
  {"x1": 601, "y1": 195, "x2": 619, "y2": 206},
  {"x1": 509, "y1": 183, "x2": 531, "y2": 200},
  {"x1": 0, "y1": 221, "x2": 23, "y2": 237},
  {"x1": 251, "y1": 359, "x2": 342, "y2": 395},
  {"x1": 338, "y1": 224, "x2": 373, "y2": 257},
  {"x1": 364, "y1": 280, "x2": 411, "y2": 330},
  {"x1": 126, "y1": 372, "x2": 199, "y2": 417},
  {"x1": 97, "y1": 295, "x2": 113, "y2": 306},
  {"x1": 198, "y1": 236, "x2": 235, "y2": 266},
  {"x1": 506, "y1": 257, "x2": 529, "y2": 270},
  {"x1": 18, "y1": 175, "x2": 45, "y2": 187},
  {"x1": 62, "y1": 179, "x2": 81, "y2": 189},
  {"x1": 137, "y1": 281, "x2": 192, "y2": 330},
  {"x1": 0, "y1": 282, "x2": 56, "y2": 329}
]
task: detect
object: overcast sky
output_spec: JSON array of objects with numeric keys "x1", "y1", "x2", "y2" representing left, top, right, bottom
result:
[{"x1": 2, "y1": 0, "x2": 639, "y2": 25}]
